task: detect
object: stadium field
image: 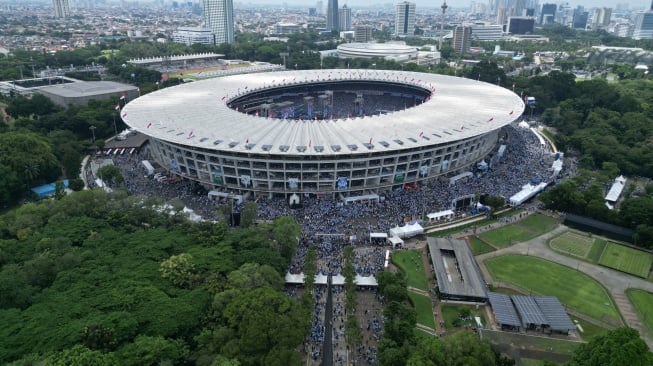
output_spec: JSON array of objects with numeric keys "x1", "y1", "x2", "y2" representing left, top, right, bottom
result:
[
  {"x1": 468, "y1": 236, "x2": 496, "y2": 255},
  {"x1": 485, "y1": 255, "x2": 621, "y2": 325},
  {"x1": 626, "y1": 289, "x2": 653, "y2": 336},
  {"x1": 548, "y1": 231, "x2": 594, "y2": 258},
  {"x1": 392, "y1": 250, "x2": 429, "y2": 291},
  {"x1": 408, "y1": 292, "x2": 436, "y2": 329},
  {"x1": 598, "y1": 242, "x2": 653, "y2": 278},
  {"x1": 478, "y1": 225, "x2": 533, "y2": 248}
]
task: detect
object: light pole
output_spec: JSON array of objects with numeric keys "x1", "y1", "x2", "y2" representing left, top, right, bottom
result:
[
  {"x1": 89, "y1": 125, "x2": 96, "y2": 143},
  {"x1": 112, "y1": 112, "x2": 118, "y2": 136},
  {"x1": 279, "y1": 52, "x2": 289, "y2": 69}
]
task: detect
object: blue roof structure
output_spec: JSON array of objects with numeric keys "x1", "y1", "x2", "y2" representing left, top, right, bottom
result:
[{"x1": 31, "y1": 180, "x2": 69, "y2": 199}]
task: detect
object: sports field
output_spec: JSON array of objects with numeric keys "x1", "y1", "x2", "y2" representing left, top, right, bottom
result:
[
  {"x1": 549, "y1": 231, "x2": 594, "y2": 258},
  {"x1": 479, "y1": 214, "x2": 559, "y2": 248},
  {"x1": 598, "y1": 242, "x2": 653, "y2": 278},
  {"x1": 626, "y1": 289, "x2": 653, "y2": 336},
  {"x1": 392, "y1": 249, "x2": 429, "y2": 291},
  {"x1": 468, "y1": 236, "x2": 496, "y2": 255},
  {"x1": 408, "y1": 291, "x2": 436, "y2": 329},
  {"x1": 485, "y1": 255, "x2": 621, "y2": 325}
]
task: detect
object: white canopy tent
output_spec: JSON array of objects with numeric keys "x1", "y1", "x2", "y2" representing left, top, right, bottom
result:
[
  {"x1": 344, "y1": 194, "x2": 380, "y2": 204},
  {"x1": 427, "y1": 209, "x2": 455, "y2": 222},
  {"x1": 354, "y1": 275, "x2": 378, "y2": 287},
  {"x1": 388, "y1": 236, "x2": 404, "y2": 249},
  {"x1": 509, "y1": 182, "x2": 548, "y2": 206},
  {"x1": 332, "y1": 274, "x2": 346, "y2": 285},
  {"x1": 284, "y1": 272, "x2": 305, "y2": 284},
  {"x1": 449, "y1": 172, "x2": 473, "y2": 186},
  {"x1": 314, "y1": 274, "x2": 328, "y2": 285},
  {"x1": 370, "y1": 232, "x2": 388, "y2": 243},
  {"x1": 605, "y1": 175, "x2": 627, "y2": 204},
  {"x1": 389, "y1": 223, "x2": 424, "y2": 238}
]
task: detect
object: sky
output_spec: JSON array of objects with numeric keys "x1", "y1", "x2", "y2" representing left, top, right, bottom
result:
[{"x1": 237, "y1": 0, "x2": 652, "y2": 10}]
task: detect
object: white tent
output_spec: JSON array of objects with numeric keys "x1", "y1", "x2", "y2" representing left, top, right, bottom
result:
[
  {"x1": 388, "y1": 236, "x2": 404, "y2": 249},
  {"x1": 427, "y1": 209, "x2": 455, "y2": 222},
  {"x1": 605, "y1": 175, "x2": 627, "y2": 203},
  {"x1": 344, "y1": 194, "x2": 380, "y2": 204},
  {"x1": 332, "y1": 274, "x2": 346, "y2": 285},
  {"x1": 389, "y1": 223, "x2": 424, "y2": 238},
  {"x1": 354, "y1": 275, "x2": 378, "y2": 287},
  {"x1": 284, "y1": 272, "x2": 305, "y2": 284},
  {"x1": 370, "y1": 232, "x2": 388, "y2": 242},
  {"x1": 314, "y1": 274, "x2": 328, "y2": 285},
  {"x1": 551, "y1": 160, "x2": 563, "y2": 177},
  {"x1": 449, "y1": 172, "x2": 473, "y2": 186},
  {"x1": 509, "y1": 182, "x2": 548, "y2": 206}
]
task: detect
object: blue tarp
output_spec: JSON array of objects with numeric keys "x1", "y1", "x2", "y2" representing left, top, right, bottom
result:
[{"x1": 31, "y1": 180, "x2": 69, "y2": 199}]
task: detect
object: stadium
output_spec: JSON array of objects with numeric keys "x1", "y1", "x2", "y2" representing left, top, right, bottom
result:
[{"x1": 121, "y1": 69, "x2": 524, "y2": 199}]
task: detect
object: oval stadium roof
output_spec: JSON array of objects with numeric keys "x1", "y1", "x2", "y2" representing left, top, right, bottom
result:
[{"x1": 121, "y1": 69, "x2": 525, "y2": 156}]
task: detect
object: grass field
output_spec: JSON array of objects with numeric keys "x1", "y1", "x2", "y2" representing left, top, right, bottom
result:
[
  {"x1": 479, "y1": 225, "x2": 533, "y2": 248},
  {"x1": 481, "y1": 329, "x2": 582, "y2": 356},
  {"x1": 549, "y1": 231, "x2": 594, "y2": 258},
  {"x1": 587, "y1": 239, "x2": 607, "y2": 263},
  {"x1": 598, "y1": 243, "x2": 653, "y2": 278},
  {"x1": 626, "y1": 289, "x2": 653, "y2": 336},
  {"x1": 485, "y1": 255, "x2": 620, "y2": 325},
  {"x1": 573, "y1": 318, "x2": 608, "y2": 341},
  {"x1": 392, "y1": 250, "x2": 429, "y2": 291},
  {"x1": 408, "y1": 292, "x2": 436, "y2": 329},
  {"x1": 440, "y1": 304, "x2": 486, "y2": 331},
  {"x1": 468, "y1": 236, "x2": 496, "y2": 255},
  {"x1": 518, "y1": 214, "x2": 560, "y2": 233}
]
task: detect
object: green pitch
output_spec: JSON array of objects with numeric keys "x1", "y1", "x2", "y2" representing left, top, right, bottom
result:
[{"x1": 598, "y1": 242, "x2": 653, "y2": 278}]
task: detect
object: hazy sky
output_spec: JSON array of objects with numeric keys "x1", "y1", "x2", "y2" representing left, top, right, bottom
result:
[{"x1": 241, "y1": 0, "x2": 652, "y2": 10}]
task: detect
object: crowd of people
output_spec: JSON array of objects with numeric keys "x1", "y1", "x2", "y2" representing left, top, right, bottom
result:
[{"x1": 101, "y1": 122, "x2": 569, "y2": 366}]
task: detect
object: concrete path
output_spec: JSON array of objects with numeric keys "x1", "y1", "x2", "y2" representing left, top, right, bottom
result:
[{"x1": 474, "y1": 224, "x2": 653, "y2": 349}]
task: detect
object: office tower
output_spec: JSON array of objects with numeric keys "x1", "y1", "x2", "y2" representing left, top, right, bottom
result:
[
  {"x1": 316, "y1": 0, "x2": 324, "y2": 15},
  {"x1": 540, "y1": 3, "x2": 556, "y2": 24},
  {"x1": 513, "y1": 0, "x2": 526, "y2": 16},
  {"x1": 339, "y1": 4, "x2": 352, "y2": 31},
  {"x1": 309, "y1": 7, "x2": 317, "y2": 16},
  {"x1": 572, "y1": 8, "x2": 588, "y2": 29},
  {"x1": 452, "y1": 26, "x2": 472, "y2": 54},
  {"x1": 53, "y1": 0, "x2": 70, "y2": 18},
  {"x1": 507, "y1": 16, "x2": 535, "y2": 34},
  {"x1": 497, "y1": 6, "x2": 507, "y2": 26},
  {"x1": 202, "y1": 0, "x2": 234, "y2": 44},
  {"x1": 354, "y1": 25, "x2": 373, "y2": 42},
  {"x1": 591, "y1": 7, "x2": 612, "y2": 30},
  {"x1": 395, "y1": 1, "x2": 416, "y2": 36},
  {"x1": 633, "y1": 3, "x2": 653, "y2": 40},
  {"x1": 327, "y1": 0, "x2": 339, "y2": 31}
]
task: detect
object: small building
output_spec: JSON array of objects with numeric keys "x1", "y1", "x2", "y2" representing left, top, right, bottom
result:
[
  {"x1": 605, "y1": 175, "x2": 626, "y2": 209},
  {"x1": 38, "y1": 81, "x2": 138, "y2": 107},
  {"x1": 428, "y1": 237, "x2": 488, "y2": 302},
  {"x1": 31, "y1": 180, "x2": 70, "y2": 199}
]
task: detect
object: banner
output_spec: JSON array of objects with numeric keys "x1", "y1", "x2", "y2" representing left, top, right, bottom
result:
[
  {"x1": 240, "y1": 175, "x2": 251, "y2": 187},
  {"x1": 336, "y1": 177, "x2": 349, "y2": 190},
  {"x1": 419, "y1": 165, "x2": 429, "y2": 176},
  {"x1": 170, "y1": 159, "x2": 179, "y2": 171},
  {"x1": 288, "y1": 178, "x2": 299, "y2": 189}
]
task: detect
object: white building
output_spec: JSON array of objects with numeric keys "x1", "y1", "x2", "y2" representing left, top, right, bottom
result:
[
  {"x1": 53, "y1": 0, "x2": 70, "y2": 18},
  {"x1": 274, "y1": 23, "x2": 302, "y2": 35},
  {"x1": 339, "y1": 5, "x2": 352, "y2": 31},
  {"x1": 172, "y1": 27, "x2": 215, "y2": 46},
  {"x1": 202, "y1": 0, "x2": 234, "y2": 44},
  {"x1": 470, "y1": 23, "x2": 504, "y2": 40},
  {"x1": 395, "y1": 1, "x2": 416, "y2": 37}
]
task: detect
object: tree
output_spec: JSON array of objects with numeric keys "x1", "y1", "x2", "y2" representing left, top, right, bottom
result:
[
  {"x1": 240, "y1": 201, "x2": 258, "y2": 228},
  {"x1": 159, "y1": 253, "x2": 197, "y2": 288},
  {"x1": 96, "y1": 165, "x2": 124, "y2": 187},
  {"x1": 116, "y1": 336, "x2": 189, "y2": 366},
  {"x1": 566, "y1": 327, "x2": 653, "y2": 366},
  {"x1": 48, "y1": 344, "x2": 117, "y2": 366}
]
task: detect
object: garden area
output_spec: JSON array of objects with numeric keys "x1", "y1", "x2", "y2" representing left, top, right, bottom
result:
[
  {"x1": 485, "y1": 255, "x2": 621, "y2": 326},
  {"x1": 440, "y1": 304, "x2": 486, "y2": 332},
  {"x1": 392, "y1": 249, "x2": 429, "y2": 291},
  {"x1": 408, "y1": 291, "x2": 436, "y2": 330},
  {"x1": 467, "y1": 236, "x2": 496, "y2": 255},
  {"x1": 478, "y1": 214, "x2": 559, "y2": 248}
]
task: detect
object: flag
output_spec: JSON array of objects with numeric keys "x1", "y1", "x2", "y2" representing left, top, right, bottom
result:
[
  {"x1": 254, "y1": 110, "x2": 259, "y2": 116},
  {"x1": 221, "y1": 95, "x2": 227, "y2": 100},
  {"x1": 120, "y1": 93, "x2": 126, "y2": 100},
  {"x1": 509, "y1": 110, "x2": 514, "y2": 115},
  {"x1": 114, "y1": 104, "x2": 120, "y2": 111},
  {"x1": 188, "y1": 130, "x2": 194, "y2": 138},
  {"x1": 245, "y1": 138, "x2": 249, "y2": 144},
  {"x1": 461, "y1": 125, "x2": 465, "y2": 130},
  {"x1": 308, "y1": 140, "x2": 312, "y2": 148},
  {"x1": 512, "y1": 82, "x2": 515, "y2": 88},
  {"x1": 369, "y1": 137, "x2": 373, "y2": 144},
  {"x1": 137, "y1": 87, "x2": 140, "y2": 92},
  {"x1": 121, "y1": 112, "x2": 127, "y2": 118},
  {"x1": 487, "y1": 117, "x2": 494, "y2": 122},
  {"x1": 419, "y1": 131, "x2": 424, "y2": 137},
  {"x1": 244, "y1": 85, "x2": 248, "y2": 89},
  {"x1": 146, "y1": 122, "x2": 152, "y2": 128}
]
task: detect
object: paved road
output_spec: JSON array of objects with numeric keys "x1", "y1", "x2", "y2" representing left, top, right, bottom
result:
[{"x1": 474, "y1": 224, "x2": 653, "y2": 349}]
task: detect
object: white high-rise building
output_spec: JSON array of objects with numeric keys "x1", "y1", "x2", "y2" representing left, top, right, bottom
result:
[
  {"x1": 591, "y1": 7, "x2": 612, "y2": 30},
  {"x1": 202, "y1": 0, "x2": 234, "y2": 44},
  {"x1": 53, "y1": 0, "x2": 70, "y2": 18},
  {"x1": 339, "y1": 5, "x2": 352, "y2": 31},
  {"x1": 395, "y1": 1, "x2": 416, "y2": 37}
]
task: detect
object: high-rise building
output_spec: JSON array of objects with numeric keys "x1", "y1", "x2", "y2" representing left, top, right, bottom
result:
[
  {"x1": 327, "y1": 0, "x2": 339, "y2": 31},
  {"x1": 452, "y1": 25, "x2": 472, "y2": 54},
  {"x1": 470, "y1": 23, "x2": 504, "y2": 40},
  {"x1": 53, "y1": 0, "x2": 70, "y2": 18},
  {"x1": 591, "y1": 7, "x2": 612, "y2": 30},
  {"x1": 173, "y1": 27, "x2": 215, "y2": 45},
  {"x1": 633, "y1": 2, "x2": 653, "y2": 40},
  {"x1": 316, "y1": 0, "x2": 324, "y2": 15},
  {"x1": 507, "y1": 16, "x2": 535, "y2": 34},
  {"x1": 540, "y1": 3, "x2": 556, "y2": 24},
  {"x1": 202, "y1": 0, "x2": 234, "y2": 44},
  {"x1": 354, "y1": 25, "x2": 373, "y2": 42},
  {"x1": 339, "y1": 4, "x2": 352, "y2": 31},
  {"x1": 497, "y1": 7, "x2": 507, "y2": 26},
  {"x1": 572, "y1": 8, "x2": 588, "y2": 29},
  {"x1": 395, "y1": 1, "x2": 416, "y2": 37}
]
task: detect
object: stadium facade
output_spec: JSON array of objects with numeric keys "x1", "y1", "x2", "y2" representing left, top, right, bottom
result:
[{"x1": 121, "y1": 70, "x2": 524, "y2": 199}]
